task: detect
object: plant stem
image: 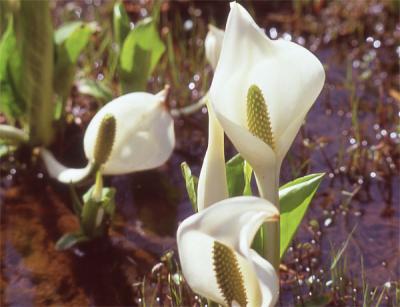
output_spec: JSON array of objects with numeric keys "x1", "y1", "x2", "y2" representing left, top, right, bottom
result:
[
  {"x1": 170, "y1": 93, "x2": 208, "y2": 117},
  {"x1": 254, "y1": 167, "x2": 280, "y2": 274},
  {"x1": 0, "y1": 125, "x2": 29, "y2": 144},
  {"x1": 92, "y1": 170, "x2": 103, "y2": 202},
  {"x1": 20, "y1": 0, "x2": 54, "y2": 146}
]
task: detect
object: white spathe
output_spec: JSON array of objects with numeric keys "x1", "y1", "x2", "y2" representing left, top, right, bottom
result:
[
  {"x1": 209, "y1": 2, "x2": 325, "y2": 203},
  {"x1": 196, "y1": 24, "x2": 227, "y2": 211},
  {"x1": 84, "y1": 90, "x2": 175, "y2": 175},
  {"x1": 177, "y1": 196, "x2": 279, "y2": 307},
  {"x1": 197, "y1": 102, "x2": 228, "y2": 211},
  {"x1": 41, "y1": 90, "x2": 175, "y2": 183},
  {"x1": 205, "y1": 24, "x2": 224, "y2": 70},
  {"x1": 40, "y1": 148, "x2": 95, "y2": 183}
]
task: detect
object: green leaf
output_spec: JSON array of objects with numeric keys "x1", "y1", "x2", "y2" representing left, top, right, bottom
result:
[
  {"x1": 81, "y1": 185, "x2": 116, "y2": 238},
  {"x1": 226, "y1": 154, "x2": 253, "y2": 197},
  {"x1": 0, "y1": 16, "x2": 25, "y2": 120},
  {"x1": 243, "y1": 160, "x2": 253, "y2": 196},
  {"x1": 119, "y1": 17, "x2": 165, "y2": 93},
  {"x1": 64, "y1": 24, "x2": 93, "y2": 63},
  {"x1": 180, "y1": 162, "x2": 198, "y2": 212},
  {"x1": 80, "y1": 198, "x2": 101, "y2": 237},
  {"x1": 18, "y1": 0, "x2": 54, "y2": 146},
  {"x1": 76, "y1": 78, "x2": 113, "y2": 104},
  {"x1": 100, "y1": 187, "x2": 116, "y2": 218},
  {"x1": 0, "y1": 143, "x2": 16, "y2": 158},
  {"x1": 69, "y1": 184, "x2": 83, "y2": 216},
  {"x1": 113, "y1": 2, "x2": 130, "y2": 48},
  {"x1": 54, "y1": 21, "x2": 82, "y2": 45},
  {"x1": 55, "y1": 232, "x2": 89, "y2": 250},
  {"x1": 279, "y1": 173, "x2": 325, "y2": 258},
  {"x1": 330, "y1": 225, "x2": 357, "y2": 270},
  {"x1": 54, "y1": 21, "x2": 94, "y2": 99}
]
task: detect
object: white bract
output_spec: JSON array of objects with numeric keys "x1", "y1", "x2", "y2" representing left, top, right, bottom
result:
[
  {"x1": 177, "y1": 196, "x2": 279, "y2": 307},
  {"x1": 205, "y1": 24, "x2": 224, "y2": 70},
  {"x1": 197, "y1": 25, "x2": 225, "y2": 210},
  {"x1": 197, "y1": 102, "x2": 228, "y2": 211},
  {"x1": 41, "y1": 90, "x2": 175, "y2": 183},
  {"x1": 209, "y1": 2, "x2": 325, "y2": 203},
  {"x1": 84, "y1": 90, "x2": 174, "y2": 174}
]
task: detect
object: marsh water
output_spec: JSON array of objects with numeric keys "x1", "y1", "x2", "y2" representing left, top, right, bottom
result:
[{"x1": 1, "y1": 1, "x2": 399, "y2": 306}]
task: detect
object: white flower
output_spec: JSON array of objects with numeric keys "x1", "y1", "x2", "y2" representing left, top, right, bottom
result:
[
  {"x1": 205, "y1": 24, "x2": 224, "y2": 70},
  {"x1": 41, "y1": 90, "x2": 175, "y2": 183},
  {"x1": 84, "y1": 90, "x2": 174, "y2": 174},
  {"x1": 177, "y1": 196, "x2": 279, "y2": 307},
  {"x1": 209, "y1": 2, "x2": 325, "y2": 204}
]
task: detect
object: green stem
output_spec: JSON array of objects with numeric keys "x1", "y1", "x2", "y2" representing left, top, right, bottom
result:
[
  {"x1": 0, "y1": 125, "x2": 29, "y2": 144},
  {"x1": 92, "y1": 170, "x2": 103, "y2": 202},
  {"x1": 254, "y1": 166, "x2": 280, "y2": 274}
]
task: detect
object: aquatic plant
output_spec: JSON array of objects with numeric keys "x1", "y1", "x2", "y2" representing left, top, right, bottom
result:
[
  {"x1": 179, "y1": 4, "x2": 326, "y2": 305},
  {"x1": 177, "y1": 196, "x2": 279, "y2": 307},
  {"x1": 42, "y1": 89, "x2": 175, "y2": 249},
  {"x1": 200, "y1": 2, "x2": 325, "y2": 270},
  {"x1": 0, "y1": 0, "x2": 95, "y2": 145},
  {"x1": 41, "y1": 89, "x2": 174, "y2": 183}
]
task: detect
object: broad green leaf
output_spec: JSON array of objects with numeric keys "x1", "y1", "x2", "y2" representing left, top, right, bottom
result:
[
  {"x1": 64, "y1": 23, "x2": 93, "y2": 63},
  {"x1": 18, "y1": 0, "x2": 54, "y2": 146},
  {"x1": 119, "y1": 17, "x2": 165, "y2": 93},
  {"x1": 54, "y1": 21, "x2": 83, "y2": 45},
  {"x1": 76, "y1": 78, "x2": 113, "y2": 104},
  {"x1": 0, "y1": 16, "x2": 25, "y2": 120},
  {"x1": 113, "y1": 2, "x2": 130, "y2": 48},
  {"x1": 226, "y1": 154, "x2": 253, "y2": 197},
  {"x1": 54, "y1": 21, "x2": 94, "y2": 99},
  {"x1": 180, "y1": 162, "x2": 198, "y2": 212},
  {"x1": 55, "y1": 232, "x2": 89, "y2": 250},
  {"x1": 279, "y1": 173, "x2": 325, "y2": 258}
]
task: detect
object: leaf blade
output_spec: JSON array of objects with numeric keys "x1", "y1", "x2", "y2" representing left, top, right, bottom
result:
[
  {"x1": 119, "y1": 17, "x2": 165, "y2": 93},
  {"x1": 180, "y1": 162, "x2": 198, "y2": 212},
  {"x1": 279, "y1": 173, "x2": 325, "y2": 258}
]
